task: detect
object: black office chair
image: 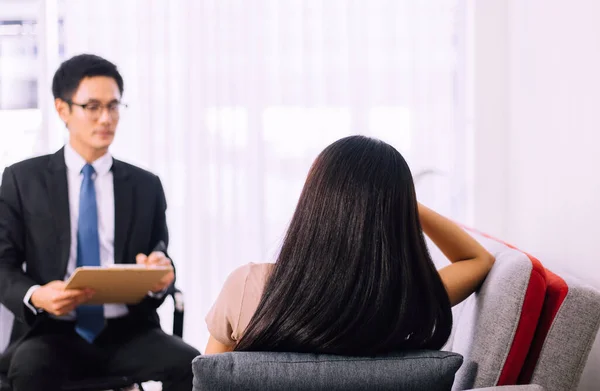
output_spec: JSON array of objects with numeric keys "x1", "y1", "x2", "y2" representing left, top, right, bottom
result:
[{"x1": 0, "y1": 287, "x2": 185, "y2": 391}]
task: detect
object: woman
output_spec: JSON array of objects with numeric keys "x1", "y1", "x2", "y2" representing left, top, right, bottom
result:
[{"x1": 205, "y1": 135, "x2": 494, "y2": 355}]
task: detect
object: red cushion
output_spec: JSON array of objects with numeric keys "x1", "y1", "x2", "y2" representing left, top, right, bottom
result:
[
  {"x1": 518, "y1": 269, "x2": 569, "y2": 384},
  {"x1": 464, "y1": 227, "x2": 547, "y2": 385},
  {"x1": 498, "y1": 252, "x2": 546, "y2": 385}
]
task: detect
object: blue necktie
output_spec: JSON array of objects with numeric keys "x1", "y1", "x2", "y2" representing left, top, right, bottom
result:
[{"x1": 75, "y1": 164, "x2": 105, "y2": 342}]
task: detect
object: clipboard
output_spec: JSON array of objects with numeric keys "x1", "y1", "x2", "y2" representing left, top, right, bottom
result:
[{"x1": 64, "y1": 265, "x2": 173, "y2": 305}]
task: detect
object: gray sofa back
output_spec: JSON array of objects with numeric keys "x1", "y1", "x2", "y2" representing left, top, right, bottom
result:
[{"x1": 193, "y1": 350, "x2": 464, "y2": 391}]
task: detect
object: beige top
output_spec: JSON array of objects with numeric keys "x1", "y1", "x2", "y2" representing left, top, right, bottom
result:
[{"x1": 205, "y1": 263, "x2": 274, "y2": 346}]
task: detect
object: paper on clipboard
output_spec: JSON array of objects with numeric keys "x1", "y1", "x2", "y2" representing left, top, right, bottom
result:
[{"x1": 64, "y1": 265, "x2": 173, "y2": 305}]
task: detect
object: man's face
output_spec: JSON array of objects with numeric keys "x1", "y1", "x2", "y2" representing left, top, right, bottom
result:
[{"x1": 56, "y1": 76, "x2": 121, "y2": 153}]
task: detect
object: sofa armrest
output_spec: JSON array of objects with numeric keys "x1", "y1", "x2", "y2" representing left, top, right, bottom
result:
[{"x1": 469, "y1": 385, "x2": 545, "y2": 391}]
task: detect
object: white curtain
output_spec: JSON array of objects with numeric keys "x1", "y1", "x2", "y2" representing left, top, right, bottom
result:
[{"x1": 60, "y1": 0, "x2": 466, "y2": 350}]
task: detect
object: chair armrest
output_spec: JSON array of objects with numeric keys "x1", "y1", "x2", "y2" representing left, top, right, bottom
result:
[
  {"x1": 171, "y1": 288, "x2": 184, "y2": 313},
  {"x1": 168, "y1": 286, "x2": 185, "y2": 338},
  {"x1": 469, "y1": 385, "x2": 545, "y2": 391}
]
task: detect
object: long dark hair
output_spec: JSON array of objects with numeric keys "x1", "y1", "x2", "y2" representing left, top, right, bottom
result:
[{"x1": 235, "y1": 135, "x2": 452, "y2": 355}]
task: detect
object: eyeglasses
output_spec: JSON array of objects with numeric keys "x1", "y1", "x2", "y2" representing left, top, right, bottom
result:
[{"x1": 66, "y1": 100, "x2": 128, "y2": 120}]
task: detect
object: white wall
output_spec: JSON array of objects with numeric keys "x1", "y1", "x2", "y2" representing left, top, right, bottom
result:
[{"x1": 472, "y1": 1, "x2": 600, "y2": 389}]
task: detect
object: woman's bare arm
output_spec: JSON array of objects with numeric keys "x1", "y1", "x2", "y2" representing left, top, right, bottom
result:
[
  {"x1": 419, "y1": 203, "x2": 495, "y2": 306},
  {"x1": 205, "y1": 335, "x2": 235, "y2": 354}
]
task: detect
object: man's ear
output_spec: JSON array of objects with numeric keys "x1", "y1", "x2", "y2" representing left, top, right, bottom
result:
[{"x1": 55, "y1": 98, "x2": 70, "y2": 126}]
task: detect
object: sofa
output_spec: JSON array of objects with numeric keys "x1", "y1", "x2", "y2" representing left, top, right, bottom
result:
[{"x1": 192, "y1": 229, "x2": 600, "y2": 390}]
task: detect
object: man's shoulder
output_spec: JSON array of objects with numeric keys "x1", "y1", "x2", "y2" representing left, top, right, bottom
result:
[
  {"x1": 5, "y1": 154, "x2": 53, "y2": 175},
  {"x1": 112, "y1": 159, "x2": 160, "y2": 183}
]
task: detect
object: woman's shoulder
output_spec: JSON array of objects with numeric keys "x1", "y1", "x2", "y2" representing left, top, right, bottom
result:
[
  {"x1": 222, "y1": 262, "x2": 274, "y2": 316},
  {"x1": 206, "y1": 262, "x2": 274, "y2": 345},
  {"x1": 227, "y1": 262, "x2": 274, "y2": 286},
  {"x1": 223, "y1": 262, "x2": 274, "y2": 341}
]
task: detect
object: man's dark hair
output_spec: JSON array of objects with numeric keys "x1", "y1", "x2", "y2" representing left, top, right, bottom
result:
[
  {"x1": 236, "y1": 135, "x2": 453, "y2": 356},
  {"x1": 51, "y1": 54, "x2": 124, "y2": 101}
]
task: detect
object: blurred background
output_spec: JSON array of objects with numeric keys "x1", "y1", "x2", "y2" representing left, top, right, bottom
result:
[{"x1": 1, "y1": 1, "x2": 599, "y2": 389}]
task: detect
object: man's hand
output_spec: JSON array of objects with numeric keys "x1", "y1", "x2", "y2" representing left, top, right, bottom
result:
[
  {"x1": 30, "y1": 281, "x2": 94, "y2": 316},
  {"x1": 136, "y1": 251, "x2": 175, "y2": 293}
]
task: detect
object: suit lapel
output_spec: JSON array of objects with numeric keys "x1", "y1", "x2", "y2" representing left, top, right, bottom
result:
[
  {"x1": 45, "y1": 148, "x2": 71, "y2": 277},
  {"x1": 113, "y1": 159, "x2": 133, "y2": 264}
]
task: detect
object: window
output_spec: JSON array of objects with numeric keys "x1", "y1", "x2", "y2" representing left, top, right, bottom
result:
[{"x1": 0, "y1": 2, "x2": 65, "y2": 179}]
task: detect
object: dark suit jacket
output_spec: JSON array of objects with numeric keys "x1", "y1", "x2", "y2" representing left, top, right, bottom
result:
[{"x1": 0, "y1": 148, "x2": 174, "y2": 365}]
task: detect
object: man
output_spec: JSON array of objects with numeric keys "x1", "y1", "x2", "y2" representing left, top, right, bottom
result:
[{"x1": 0, "y1": 54, "x2": 200, "y2": 391}]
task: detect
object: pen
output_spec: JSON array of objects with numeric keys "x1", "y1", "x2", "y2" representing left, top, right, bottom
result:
[{"x1": 153, "y1": 240, "x2": 167, "y2": 253}]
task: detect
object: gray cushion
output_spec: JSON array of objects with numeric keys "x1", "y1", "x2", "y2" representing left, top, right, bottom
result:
[
  {"x1": 192, "y1": 350, "x2": 463, "y2": 391},
  {"x1": 529, "y1": 275, "x2": 600, "y2": 391},
  {"x1": 439, "y1": 230, "x2": 546, "y2": 390}
]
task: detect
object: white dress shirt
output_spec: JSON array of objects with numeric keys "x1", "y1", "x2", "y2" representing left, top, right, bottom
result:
[{"x1": 24, "y1": 144, "x2": 129, "y2": 319}]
